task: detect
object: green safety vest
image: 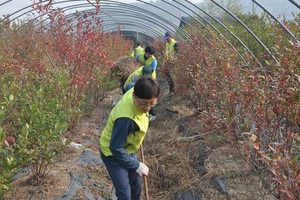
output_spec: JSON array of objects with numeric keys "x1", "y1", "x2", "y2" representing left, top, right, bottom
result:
[
  {"x1": 130, "y1": 50, "x2": 134, "y2": 57},
  {"x1": 138, "y1": 54, "x2": 157, "y2": 78},
  {"x1": 123, "y1": 66, "x2": 156, "y2": 90},
  {"x1": 100, "y1": 88, "x2": 149, "y2": 156},
  {"x1": 135, "y1": 46, "x2": 145, "y2": 56},
  {"x1": 165, "y1": 38, "x2": 177, "y2": 61}
]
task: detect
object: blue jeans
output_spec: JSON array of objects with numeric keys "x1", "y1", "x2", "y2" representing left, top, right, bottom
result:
[{"x1": 100, "y1": 152, "x2": 142, "y2": 200}]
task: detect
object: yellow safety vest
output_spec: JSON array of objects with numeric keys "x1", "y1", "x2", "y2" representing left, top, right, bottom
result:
[
  {"x1": 165, "y1": 38, "x2": 177, "y2": 61},
  {"x1": 135, "y1": 46, "x2": 145, "y2": 56},
  {"x1": 100, "y1": 88, "x2": 149, "y2": 156},
  {"x1": 123, "y1": 67, "x2": 156, "y2": 90},
  {"x1": 130, "y1": 50, "x2": 134, "y2": 57},
  {"x1": 138, "y1": 54, "x2": 157, "y2": 78}
]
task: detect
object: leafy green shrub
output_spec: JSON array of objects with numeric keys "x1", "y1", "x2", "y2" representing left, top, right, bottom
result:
[
  {"x1": 0, "y1": 1, "x2": 131, "y2": 196},
  {"x1": 0, "y1": 127, "x2": 18, "y2": 198},
  {"x1": 0, "y1": 68, "x2": 72, "y2": 195},
  {"x1": 0, "y1": 72, "x2": 20, "y2": 198}
]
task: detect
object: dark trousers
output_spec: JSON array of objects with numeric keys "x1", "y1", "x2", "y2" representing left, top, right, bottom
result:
[
  {"x1": 165, "y1": 71, "x2": 175, "y2": 92},
  {"x1": 101, "y1": 152, "x2": 142, "y2": 200},
  {"x1": 149, "y1": 108, "x2": 156, "y2": 116},
  {"x1": 164, "y1": 63, "x2": 175, "y2": 92}
]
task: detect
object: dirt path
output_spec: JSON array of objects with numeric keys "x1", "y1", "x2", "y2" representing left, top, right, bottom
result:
[{"x1": 4, "y1": 77, "x2": 276, "y2": 200}]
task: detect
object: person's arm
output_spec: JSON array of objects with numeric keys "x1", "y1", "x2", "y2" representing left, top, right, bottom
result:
[
  {"x1": 109, "y1": 118, "x2": 140, "y2": 169},
  {"x1": 150, "y1": 59, "x2": 157, "y2": 70},
  {"x1": 132, "y1": 75, "x2": 140, "y2": 83}
]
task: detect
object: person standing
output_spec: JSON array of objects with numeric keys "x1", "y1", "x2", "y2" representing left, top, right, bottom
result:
[
  {"x1": 163, "y1": 31, "x2": 179, "y2": 94},
  {"x1": 135, "y1": 42, "x2": 145, "y2": 56},
  {"x1": 136, "y1": 45, "x2": 158, "y2": 121},
  {"x1": 100, "y1": 77, "x2": 160, "y2": 200}
]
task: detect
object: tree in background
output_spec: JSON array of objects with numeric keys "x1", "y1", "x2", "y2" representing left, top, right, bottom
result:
[{"x1": 200, "y1": 0, "x2": 244, "y2": 19}]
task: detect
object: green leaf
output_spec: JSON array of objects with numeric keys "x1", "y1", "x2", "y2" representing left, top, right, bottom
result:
[
  {"x1": 293, "y1": 156, "x2": 298, "y2": 164},
  {"x1": 0, "y1": 111, "x2": 5, "y2": 121},
  {"x1": 8, "y1": 94, "x2": 14, "y2": 102},
  {"x1": 41, "y1": 135, "x2": 46, "y2": 143}
]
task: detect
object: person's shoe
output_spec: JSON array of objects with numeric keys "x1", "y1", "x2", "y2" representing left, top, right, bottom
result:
[{"x1": 149, "y1": 114, "x2": 156, "y2": 122}]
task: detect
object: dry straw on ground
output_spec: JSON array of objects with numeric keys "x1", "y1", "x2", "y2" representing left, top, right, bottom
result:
[
  {"x1": 142, "y1": 99, "x2": 205, "y2": 199},
  {"x1": 110, "y1": 56, "x2": 143, "y2": 87},
  {"x1": 3, "y1": 70, "x2": 276, "y2": 200}
]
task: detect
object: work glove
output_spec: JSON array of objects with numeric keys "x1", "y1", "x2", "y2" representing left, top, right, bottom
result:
[{"x1": 136, "y1": 162, "x2": 149, "y2": 176}]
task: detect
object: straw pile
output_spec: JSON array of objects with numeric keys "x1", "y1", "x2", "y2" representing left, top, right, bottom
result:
[
  {"x1": 142, "y1": 114, "x2": 206, "y2": 199},
  {"x1": 111, "y1": 56, "x2": 143, "y2": 87}
]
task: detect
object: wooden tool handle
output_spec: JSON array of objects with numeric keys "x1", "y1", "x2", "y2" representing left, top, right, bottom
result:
[{"x1": 140, "y1": 145, "x2": 149, "y2": 200}]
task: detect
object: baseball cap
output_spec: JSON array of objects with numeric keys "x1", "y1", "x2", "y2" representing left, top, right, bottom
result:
[
  {"x1": 164, "y1": 31, "x2": 172, "y2": 40},
  {"x1": 142, "y1": 66, "x2": 153, "y2": 76}
]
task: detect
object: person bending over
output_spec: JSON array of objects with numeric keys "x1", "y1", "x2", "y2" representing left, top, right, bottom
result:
[{"x1": 99, "y1": 77, "x2": 160, "y2": 200}]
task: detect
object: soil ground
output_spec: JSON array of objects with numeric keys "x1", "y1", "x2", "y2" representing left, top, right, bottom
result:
[{"x1": 3, "y1": 77, "x2": 277, "y2": 200}]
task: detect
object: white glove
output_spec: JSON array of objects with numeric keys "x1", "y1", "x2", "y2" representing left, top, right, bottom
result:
[{"x1": 136, "y1": 162, "x2": 149, "y2": 176}]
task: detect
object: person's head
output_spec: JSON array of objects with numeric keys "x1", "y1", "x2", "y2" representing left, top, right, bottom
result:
[
  {"x1": 144, "y1": 46, "x2": 155, "y2": 58},
  {"x1": 164, "y1": 31, "x2": 172, "y2": 42},
  {"x1": 141, "y1": 66, "x2": 153, "y2": 77},
  {"x1": 137, "y1": 42, "x2": 140, "y2": 46},
  {"x1": 133, "y1": 77, "x2": 160, "y2": 113}
]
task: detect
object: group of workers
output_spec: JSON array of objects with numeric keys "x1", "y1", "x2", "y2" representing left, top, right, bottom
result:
[{"x1": 99, "y1": 31, "x2": 178, "y2": 200}]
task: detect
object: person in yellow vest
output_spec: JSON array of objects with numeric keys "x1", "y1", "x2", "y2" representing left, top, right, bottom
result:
[
  {"x1": 100, "y1": 77, "x2": 160, "y2": 200},
  {"x1": 129, "y1": 50, "x2": 134, "y2": 57},
  {"x1": 135, "y1": 42, "x2": 145, "y2": 56},
  {"x1": 123, "y1": 66, "x2": 155, "y2": 93},
  {"x1": 163, "y1": 31, "x2": 179, "y2": 94},
  {"x1": 136, "y1": 46, "x2": 158, "y2": 121},
  {"x1": 136, "y1": 46, "x2": 157, "y2": 78},
  {"x1": 123, "y1": 66, "x2": 157, "y2": 121}
]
